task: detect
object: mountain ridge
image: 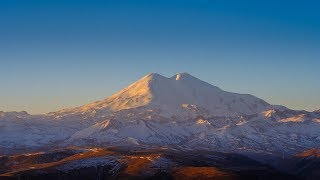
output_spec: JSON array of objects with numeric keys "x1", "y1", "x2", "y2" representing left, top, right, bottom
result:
[
  {"x1": 0, "y1": 72, "x2": 319, "y2": 157},
  {"x1": 56, "y1": 73, "x2": 274, "y2": 117}
]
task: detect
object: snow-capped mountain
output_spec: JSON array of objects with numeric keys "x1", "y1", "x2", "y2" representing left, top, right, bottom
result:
[
  {"x1": 0, "y1": 73, "x2": 319, "y2": 156},
  {"x1": 57, "y1": 73, "x2": 274, "y2": 117}
]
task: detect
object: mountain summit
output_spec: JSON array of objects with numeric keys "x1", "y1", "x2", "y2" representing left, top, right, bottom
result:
[
  {"x1": 63, "y1": 73, "x2": 272, "y2": 116},
  {"x1": 1, "y1": 72, "x2": 320, "y2": 157}
]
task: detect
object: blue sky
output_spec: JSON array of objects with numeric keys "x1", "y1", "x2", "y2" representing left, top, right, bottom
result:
[{"x1": 0, "y1": 0, "x2": 319, "y2": 114}]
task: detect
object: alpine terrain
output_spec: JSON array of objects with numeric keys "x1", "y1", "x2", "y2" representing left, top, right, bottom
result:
[{"x1": 1, "y1": 73, "x2": 320, "y2": 179}]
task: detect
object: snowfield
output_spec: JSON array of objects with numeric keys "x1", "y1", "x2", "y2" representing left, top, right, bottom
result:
[{"x1": 0, "y1": 73, "x2": 319, "y2": 156}]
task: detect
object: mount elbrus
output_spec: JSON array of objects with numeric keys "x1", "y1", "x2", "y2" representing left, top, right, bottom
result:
[{"x1": 1, "y1": 73, "x2": 320, "y2": 156}]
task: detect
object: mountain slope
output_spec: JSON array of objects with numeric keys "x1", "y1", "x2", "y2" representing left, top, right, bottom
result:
[
  {"x1": 57, "y1": 73, "x2": 273, "y2": 117},
  {"x1": 0, "y1": 73, "x2": 319, "y2": 157}
]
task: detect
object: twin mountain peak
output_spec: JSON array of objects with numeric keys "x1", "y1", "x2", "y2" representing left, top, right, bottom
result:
[{"x1": 63, "y1": 73, "x2": 275, "y2": 117}]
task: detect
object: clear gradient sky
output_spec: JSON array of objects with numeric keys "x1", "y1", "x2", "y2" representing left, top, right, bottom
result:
[{"x1": 0, "y1": 0, "x2": 319, "y2": 114}]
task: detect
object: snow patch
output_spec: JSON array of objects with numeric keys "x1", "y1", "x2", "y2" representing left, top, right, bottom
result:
[
  {"x1": 279, "y1": 114, "x2": 305, "y2": 123},
  {"x1": 126, "y1": 137, "x2": 140, "y2": 145},
  {"x1": 196, "y1": 119, "x2": 210, "y2": 125},
  {"x1": 262, "y1": 109, "x2": 276, "y2": 118}
]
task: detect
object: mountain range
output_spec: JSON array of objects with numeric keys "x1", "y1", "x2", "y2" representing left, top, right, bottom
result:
[{"x1": 1, "y1": 73, "x2": 319, "y2": 157}]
